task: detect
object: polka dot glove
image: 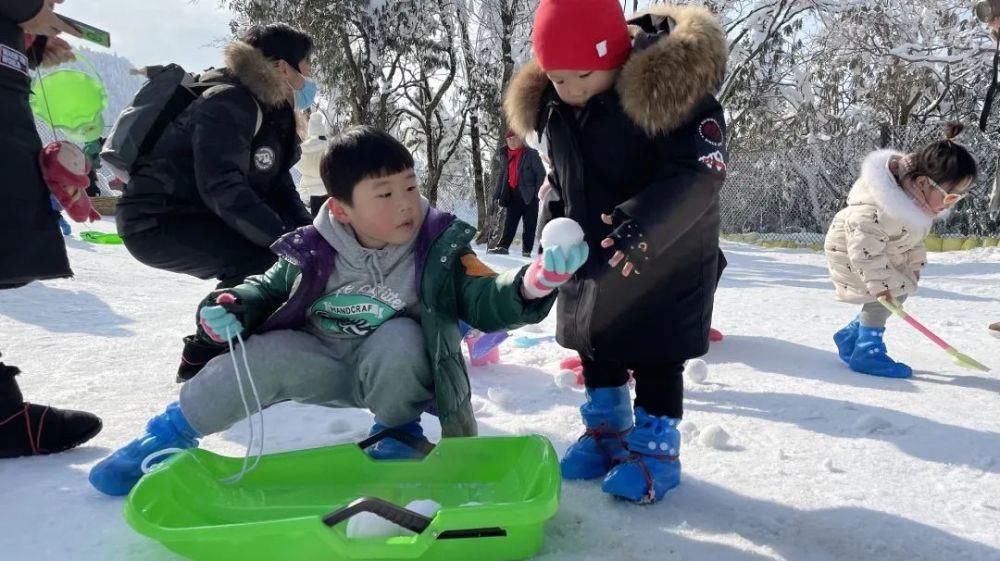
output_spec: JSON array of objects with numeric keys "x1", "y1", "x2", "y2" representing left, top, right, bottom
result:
[{"x1": 600, "y1": 212, "x2": 649, "y2": 277}]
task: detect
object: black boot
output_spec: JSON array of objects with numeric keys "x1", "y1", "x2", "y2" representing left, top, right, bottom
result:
[
  {"x1": 0, "y1": 355, "x2": 102, "y2": 458},
  {"x1": 176, "y1": 335, "x2": 226, "y2": 383}
]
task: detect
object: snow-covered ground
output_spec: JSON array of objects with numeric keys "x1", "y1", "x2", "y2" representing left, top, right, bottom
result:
[{"x1": 2, "y1": 218, "x2": 999, "y2": 561}]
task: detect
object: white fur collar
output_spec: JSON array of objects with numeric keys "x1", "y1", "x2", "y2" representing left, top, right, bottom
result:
[{"x1": 849, "y1": 149, "x2": 936, "y2": 232}]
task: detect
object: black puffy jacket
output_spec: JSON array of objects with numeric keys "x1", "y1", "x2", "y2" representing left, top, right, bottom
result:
[
  {"x1": 116, "y1": 41, "x2": 311, "y2": 247},
  {"x1": 505, "y1": 5, "x2": 729, "y2": 364},
  {"x1": 0, "y1": 1, "x2": 73, "y2": 287}
]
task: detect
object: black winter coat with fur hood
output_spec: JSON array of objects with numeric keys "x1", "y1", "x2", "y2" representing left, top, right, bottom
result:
[
  {"x1": 505, "y1": 5, "x2": 729, "y2": 364},
  {"x1": 116, "y1": 41, "x2": 311, "y2": 248}
]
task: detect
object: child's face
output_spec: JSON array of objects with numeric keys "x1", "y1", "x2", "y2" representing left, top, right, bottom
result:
[
  {"x1": 545, "y1": 69, "x2": 619, "y2": 107},
  {"x1": 918, "y1": 176, "x2": 973, "y2": 214},
  {"x1": 328, "y1": 169, "x2": 424, "y2": 249}
]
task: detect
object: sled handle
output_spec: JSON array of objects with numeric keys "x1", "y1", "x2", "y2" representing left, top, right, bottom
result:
[
  {"x1": 357, "y1": 428, "x2": 436, "y2": 458},
  {"x1": 322, "y1": 497, "x2": 432, "y2": 533}
]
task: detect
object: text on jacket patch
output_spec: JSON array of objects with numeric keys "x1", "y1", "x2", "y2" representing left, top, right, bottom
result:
[
  {"x1": 308, "y1": 283, "x2": 406, "y2": 336},
  {"x1": 254, "y1": 146, "x2": 276, "y2": 171}
]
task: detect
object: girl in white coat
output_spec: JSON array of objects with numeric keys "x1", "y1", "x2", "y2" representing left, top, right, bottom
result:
[
  {"x1": 296, "y1": 111, "x2": 331, "y2": 216},
  {"x1": 825, "y1": 124, "x2": 977, "y2": 378}
]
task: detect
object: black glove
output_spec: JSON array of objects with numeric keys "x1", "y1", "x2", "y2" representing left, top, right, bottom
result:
[{"x1": 600, "y1": 211, "x2": 649, "y2": 277}]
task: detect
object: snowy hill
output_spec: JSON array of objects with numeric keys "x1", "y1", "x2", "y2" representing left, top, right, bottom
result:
[{"x1": 1, "y1": 224, "x2": 998, "y2": 561}]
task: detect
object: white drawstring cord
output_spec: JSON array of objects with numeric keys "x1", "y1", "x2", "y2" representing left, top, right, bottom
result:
[
  {"x1": 219, "y1": 327, "x2": 265, "y2": 485},
  {"x1": 139, "y1": 326, "x2": 266, "y2": 484}
]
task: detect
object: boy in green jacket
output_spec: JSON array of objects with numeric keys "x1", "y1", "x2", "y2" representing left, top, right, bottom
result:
[{"x1": 89, "y1": 126, "x2": 588, "y2": 496}]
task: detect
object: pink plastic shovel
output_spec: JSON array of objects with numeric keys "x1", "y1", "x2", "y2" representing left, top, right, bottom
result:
[{"x1": 878, "y1": 297, "x2": 991, "y2": 372}]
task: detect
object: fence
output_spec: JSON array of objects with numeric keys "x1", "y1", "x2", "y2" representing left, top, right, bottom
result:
[
  {"x1": 722, "y1": 124, "x2": 1000, "y2": 246},
  {"x1": 39, "y1": 115, "x2": 999, "y2": 248}
]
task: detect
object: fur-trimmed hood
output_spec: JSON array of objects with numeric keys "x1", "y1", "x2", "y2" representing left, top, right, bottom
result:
[
  {"x1": 223, "y1": 40, "x2": 291, "y2": 109},
  {"x1": 504, "y1": 5, "x2": 727, "y2": 138},
  {"x1": 849, "y1": 150, "x2": 937, "y2": 232}
]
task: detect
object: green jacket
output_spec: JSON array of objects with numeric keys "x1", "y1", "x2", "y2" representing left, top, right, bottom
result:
[{"x1": 197, "y1": 208, "x2": 555, "y2": 437}]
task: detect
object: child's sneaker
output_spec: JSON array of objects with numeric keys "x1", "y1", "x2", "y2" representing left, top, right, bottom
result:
[
  {"x1": 89, "y1": 402, "x2": 201, "y2": 496},
  {"x1": 601, "y1": 408, "x2": 681, "y2": 504},
  {"x1": 366, "y1": 420, "x2": 431, "y2": 460},
  {"x1": 833, "y1": 317, "x2": 860, "y2": 364},
  {"x1": 849, "y1": 326, "x2": 912, "y2": 378},
  {"x1": 560, "y1": 384, "x2": 632, "y2": 480}
]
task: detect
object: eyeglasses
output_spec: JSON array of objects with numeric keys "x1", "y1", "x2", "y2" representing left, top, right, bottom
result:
[{"x1": 926, "y1": 177, "x2": 969, "y2": 206}]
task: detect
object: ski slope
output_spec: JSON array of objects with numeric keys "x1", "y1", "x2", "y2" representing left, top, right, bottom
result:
[{"x1": 1, "y1": 218, "x2": 998, "y2": 561}]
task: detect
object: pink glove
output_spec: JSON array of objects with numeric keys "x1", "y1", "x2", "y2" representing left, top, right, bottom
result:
[{"x1": 521, "y1": 243, "x2": 589, "y2": 299}]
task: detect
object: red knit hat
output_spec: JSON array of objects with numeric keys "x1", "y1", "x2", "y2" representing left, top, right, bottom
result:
[{"x1": 532, "y1": 0, "x2": 632, "y2": 71}]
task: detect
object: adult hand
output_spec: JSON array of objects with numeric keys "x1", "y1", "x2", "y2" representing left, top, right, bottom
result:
[
  {"x1": 600, "y1": 212, "x2": 648, "y2": 278},
  {"x1": 19, "y1": 1, "x2": 82, "y2": 38},
  {"x1": 39, "y1": 36, "x2": 75, "y2": 68}
]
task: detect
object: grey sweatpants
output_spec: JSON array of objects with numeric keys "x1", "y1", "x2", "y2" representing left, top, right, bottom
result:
[
  {"x1": 859, "y1": 295, "x2": 907, "y2": 328},
  {"x1": 179, "y1": 318, "x2": 433, "y2": 436}
]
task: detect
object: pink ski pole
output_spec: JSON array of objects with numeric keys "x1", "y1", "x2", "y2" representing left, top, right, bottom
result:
[{"x1": 877, "y1": 297, "x2": 990, "y2": 373}]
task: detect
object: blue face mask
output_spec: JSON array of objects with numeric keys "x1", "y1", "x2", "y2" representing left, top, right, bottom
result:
[{"x1": 291, "y1": 74, "x2": 317, "y2": 111}]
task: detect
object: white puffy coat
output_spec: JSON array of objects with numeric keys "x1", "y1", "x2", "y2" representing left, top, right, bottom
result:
[
  {"x1": 825, "y1": 150, "x2": 932, "y2": 304},
  {"x1": 296, "y1": 112, "x2": 330, "y2": 198}
]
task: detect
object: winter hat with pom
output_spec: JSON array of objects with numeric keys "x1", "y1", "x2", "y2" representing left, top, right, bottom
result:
[
  {"x1": 532, "y1": 0, "x2": 631, "y2": 71},
  {"x1": 307, "y1": 112, "x2": 329, "y2": 138}
]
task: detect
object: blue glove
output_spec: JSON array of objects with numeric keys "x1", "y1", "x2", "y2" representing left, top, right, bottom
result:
[
  {"x1": 199, "y1": 304, "x2": 243, "y2": 343},
  {"x1": 523, "y1": 242, "x2": 589, "y2": 298}
]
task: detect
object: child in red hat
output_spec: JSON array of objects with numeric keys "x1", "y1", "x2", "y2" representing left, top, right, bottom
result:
[{"x1": 505, "y1": 0, "x2": 728, "y2": 504}]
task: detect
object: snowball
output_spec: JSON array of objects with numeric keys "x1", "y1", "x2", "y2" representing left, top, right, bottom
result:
[
  {"x1": 683, "y1": 359, "x2": 709, "y2": 384},
  {"x1": 346, "y1": 512, "x2": 402, "y2": 539},
  {"x1": 540, "y1": 218, "x2": 584, "y2": 251},
  {"x1": 854, "y1": 414, "x2": 893, "y2": 434},
  {"x1": 554, "y1": 369, "x2": 578, "y2": 389},
  {"x1": 487, "y1": 387, "x2": 514, "y2": 407},
  {"x1": 698, "y1": 424, "x2": 730, "y2": 449},
  {"x1": 399, "y1": 500, "x2": 442, "y2": 535},
  {"x1": 677, "y1": 420, "x2": 699, "y2": 444},
  {"x1": 405, "y1": 499, "x2": 442, "y2": 518},
  {"x1": 346, "y1": 499, "x2": 442, "y2": 539}
]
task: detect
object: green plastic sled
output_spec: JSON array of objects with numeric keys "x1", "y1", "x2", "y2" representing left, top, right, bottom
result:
[
  {"x1": 124, "y1": 433, "x2": 561, "y2": 561},
  {"x1": 79, "y1": 231, "x2": 123, "y2": 245},
  {"x1": 30, "y1": 56, "x2": 107, "y2": 143}
]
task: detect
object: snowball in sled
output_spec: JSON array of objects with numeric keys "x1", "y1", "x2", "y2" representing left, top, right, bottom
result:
[{"x1": 346, "y1": 512, "x2": 402, "y2": 539}]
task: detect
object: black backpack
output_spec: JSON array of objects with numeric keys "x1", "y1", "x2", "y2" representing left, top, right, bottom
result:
[{"x1": 101, "y1": 64, "x2": 262, "y2": 182}]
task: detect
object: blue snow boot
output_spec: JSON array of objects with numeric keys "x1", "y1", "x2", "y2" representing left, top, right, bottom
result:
[
  {"x1": 560, "y1": 384, "x2": 633, "y2": 480},
  {"x1": 366, "y1": 420, "x2": 431, "y2": 460},
  {"x1": 601, "y1": 408, "x2": 681, "y2": 504},
  {"x1": 88, "y1": 402, "x2": 200, "y2": 496},
  {"x1": 833, "y1": 317, "x2": 860, "y2": 364},
  {"x1": 56, "y1": 214, "x2": 71, "y2": 236},
  {"x1": 849, "y1": 326, "x2": 912, "y2": 379}
]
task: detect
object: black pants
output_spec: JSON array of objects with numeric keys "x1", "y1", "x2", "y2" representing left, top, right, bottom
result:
[
  {"x1": 497, "y1": 194, "x2": 539, "y2": 253},
  {"x1": 119, "y1": 214, "x2": 277, "y2": 288},
  {"x1": 0, "y1": 83, "x2": 72, "y2": 287},
  {"x1": 310, "y1": 195, "x2": 329, "y2": 218},
  {"x1": 86, "y1": 170, "x2": 101, "y2": 196},
  {"x1": 582, "y1": 358, "x2": 685, "y2": 419}
]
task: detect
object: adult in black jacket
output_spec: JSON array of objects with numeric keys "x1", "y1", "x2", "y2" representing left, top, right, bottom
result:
[
  {"x1": 489, "y1": 131, "x2": 546, "y2": 256},
  {"x1": 114, "y1": 24, "x2": 315, "y2": 381},
  {"x1": 116, "y1": 24, "x2": 314, "y2": 288},
  {"x1": 0, "y1": 0, "x2": 102, "y2": 458}
]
